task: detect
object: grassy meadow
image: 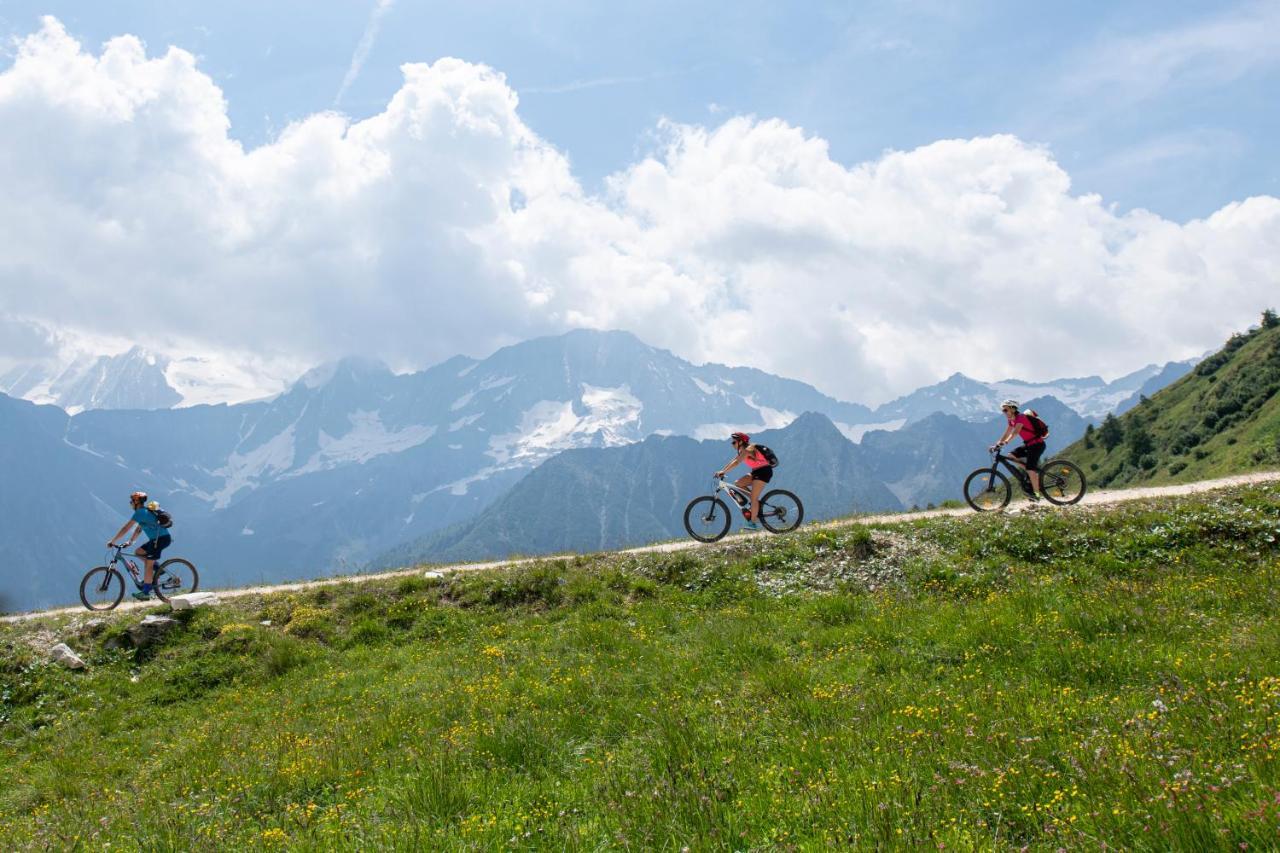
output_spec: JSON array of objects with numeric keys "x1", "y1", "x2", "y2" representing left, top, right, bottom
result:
[{"x1": 3, "y1": 484, "x2": 1280, "y2": 850}]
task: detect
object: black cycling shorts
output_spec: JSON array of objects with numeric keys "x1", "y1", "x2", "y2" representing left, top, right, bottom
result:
[
  {"x1": 1011, "y1": 442, "x2": 1045, "y2": 470},
  {"x1": 749, "y1": 466, "x2": 774, "y2": 483},
  {"x1": 138, "y1": 535, "x2": 171, "y2": 560}
]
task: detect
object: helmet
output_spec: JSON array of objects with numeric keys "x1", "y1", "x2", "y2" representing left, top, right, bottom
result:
[
  {"x1": 130, "y1": 491, "x2": 148, "y2": 504},
  {"x1": 1000, "y1": 399, "x2": 1019, "y2": 411},
  {"x1": 730, "y1": 432, "x2": 750, "y2": 445}
]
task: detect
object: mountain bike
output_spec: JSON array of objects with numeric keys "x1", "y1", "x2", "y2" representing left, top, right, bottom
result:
[
  {"x1": 683, "y1": 474, "x2": 804, "y2": 542},
  {"x1": 79, "y1": 544, "x2": 200, "y2": 611},
  {"x1": 962, "y1": 446, "x2": 1086, "y2": 512}
]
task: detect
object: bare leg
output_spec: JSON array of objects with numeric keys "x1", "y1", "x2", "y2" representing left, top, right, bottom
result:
[
  {"x1": 734, "y1": 476, "x2": 753, "y2": 516},
  {"x1": 749, "y1": 479, "x2": 765, "y2": 521},
  {"x1": 134, "y1": 548, "x2": 155, "y2": 584},
  {"x1": 1010, "y1": 457, "x2": 1042, "y2": 494}
]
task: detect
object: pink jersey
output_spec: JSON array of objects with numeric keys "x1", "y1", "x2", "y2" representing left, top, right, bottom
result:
[
  {"x1": 1009, "y1": 413, "x2": 1044, "y2": 445},
  {"x1": 743, "y1": 446, "x2": 771, "y2": 469}
]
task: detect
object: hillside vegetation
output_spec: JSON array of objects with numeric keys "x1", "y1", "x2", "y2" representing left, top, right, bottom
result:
[
  {"x1": 1064, "y1": 312, "x2": 1280, "y2": 487},
  {"x1": 4, "y1": 484, "x2": 1280, "y2": 849}
]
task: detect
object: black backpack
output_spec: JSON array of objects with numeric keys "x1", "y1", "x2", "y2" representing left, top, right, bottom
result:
[
  {"x1": 149, "y1": 507, "x2": 174, "y2": 529},
  {"x1": 753, "y1": 444, "x2": 780, "y2": 467},
  {"x1": 1024, "y1": 410, "x2": 1050, "y2": 439}
]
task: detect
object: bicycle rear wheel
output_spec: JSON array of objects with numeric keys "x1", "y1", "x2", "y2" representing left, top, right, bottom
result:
[
  {"x1": 80, "y1": 566, "x2": 125, "y2": 611},
  {"x1": 684, "y1": 496, "x2": 732, "y2": 542},
  {"x1": 153, "y1": 558, "x2": 199, "y2": 602},
  {"x1": 758, "y1": 489, "x2": 803, "y2": 533},
  {"x1": 1039, "y1": 460, "x2": 1086, "y2": 506},
  {"x1": 964, "y1": 469, "x2": 1011, "y2": 512}
]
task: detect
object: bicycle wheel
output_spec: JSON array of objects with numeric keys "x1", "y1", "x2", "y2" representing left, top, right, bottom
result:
[
  {"x1": 1039, "y1": 460, "x2": 1086, "y2": 506},
  {"x1": 758, "y1": 489, "x2": 804, "y2": 533},
  {"x1": 153, "y1": 558, "x2": 199, "y2": 602},
  {"x1": 684, "y1": 496, "x2": 732, "y2": 543},
  {"x1": 80, "y1": 566, "x2": 125, "y2": 611},
  {"x1": 963, "y1": 468, "x2": 1011, "y2": 512}
]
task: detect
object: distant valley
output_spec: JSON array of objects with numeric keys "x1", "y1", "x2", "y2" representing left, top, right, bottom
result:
[{"x1": 0, "y1": 328, "x2": 1196, "y2": 612}]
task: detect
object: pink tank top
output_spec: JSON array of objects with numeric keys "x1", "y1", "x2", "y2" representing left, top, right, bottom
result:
[{"x1": 744, "y1": 447, "x2": 770, "y2": 469}]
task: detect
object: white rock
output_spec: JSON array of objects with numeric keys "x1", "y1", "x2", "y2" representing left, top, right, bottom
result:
[
  {"x1": 50, "y1": 643, "x2": 87, "y2": 670},
  {"x1": 168, "y1": 592, "x2": 221, "y2": 610},
  {"x1": 260, "y1": 620, "x2": 272, "y2": 626},
  {"x1": 423, "y1": 571, "x2": 445, "y2": 580}
]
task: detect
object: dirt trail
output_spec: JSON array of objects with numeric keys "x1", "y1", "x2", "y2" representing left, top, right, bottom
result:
[{"x1": 7, "y1": 469, "x2": 1278, "y2": 624}]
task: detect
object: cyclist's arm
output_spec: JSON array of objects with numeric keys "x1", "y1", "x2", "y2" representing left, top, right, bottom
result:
[
  {"x1": 107, "y1": 519, "x2": 134, "y2": 547},
  {"x1": 716, "y1": 449, "x2": 747, "y2": 477},
  {"x1": 996, "y1": 422, "x2": 1017, "y2": 446}
]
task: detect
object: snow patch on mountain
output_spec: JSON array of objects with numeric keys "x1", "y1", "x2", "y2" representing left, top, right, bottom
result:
[
  {"x1": 478, "y1": 375, "x2": 516, "y2": 392},
  {"x1": 691, "y1": 377, "x2": 726, "y2": 396},
  {"x1": 294, "y1": 411, "x2": 437, "y2": 474},
  {"x1": 691, "y1": 395, "x2": 797, "y2": 440},
  {"x1": 450, "y1": 413, "x2": 483, "y2": 432},
  {"x1": 836, "y1": 419, "x2": 907, "y2": 443},
  {"x1": 209, "y1": 426, "x2": 298, "y2": 508},
  {"x1": 486, "y1": 384, "x2": 644, "y2": 467},
  {"x1": 170, "y1": 356, "x2": 288, "y2": 406}
]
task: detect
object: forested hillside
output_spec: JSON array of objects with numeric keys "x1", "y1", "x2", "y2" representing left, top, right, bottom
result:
[{"x1": 1063, "y1": 312, "x2": 1280, "y2": 487}]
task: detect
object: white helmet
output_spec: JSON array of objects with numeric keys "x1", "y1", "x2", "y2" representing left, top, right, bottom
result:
[{"x1": 1000, "y1": 399, "x2": 1019, "y2": 410}]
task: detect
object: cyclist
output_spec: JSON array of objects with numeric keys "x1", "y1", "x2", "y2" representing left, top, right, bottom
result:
[
  {"x1": 106, "y1": 491, "x2": 172, "y2": 600},
  {"x1": 991, "y1": 400, "x2": 1043, "y2": 501},
  {"x1": 715, "y1": 432, "x2": 773, "y2": 531}
]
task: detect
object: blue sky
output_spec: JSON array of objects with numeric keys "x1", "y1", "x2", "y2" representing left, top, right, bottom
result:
[
  {"x1": 3, "y1": 0, "x2": 1277, "y2": 222},
  {"x1": 0, "y1": 2, "x2": 1277, "y2": 402}
]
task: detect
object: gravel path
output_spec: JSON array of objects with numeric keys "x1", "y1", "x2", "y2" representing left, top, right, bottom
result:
[{"x1": 7, "y1": 469, "x2": 1278, "y2": 624}]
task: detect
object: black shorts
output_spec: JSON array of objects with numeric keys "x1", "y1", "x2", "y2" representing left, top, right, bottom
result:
[
  {"x1": 1011, "y1": 442, "x2": 1045, "y2": 470},
  {"x1": 749, "y1": 466, "x2": 774, "y2": 483},
  {"x1": 138, "y1": 535, "x2": 171, "y2": 560}
]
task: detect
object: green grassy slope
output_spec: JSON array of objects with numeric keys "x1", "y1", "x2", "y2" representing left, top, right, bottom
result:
[
  {"x1": 1063, "y1": 316, "x2": 1280, "y2": 487},
  {"x1": 4, "y1": 484, "x2": 1280, "y2": 849}
]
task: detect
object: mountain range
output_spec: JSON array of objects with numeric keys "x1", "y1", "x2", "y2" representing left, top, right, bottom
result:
[{"x1": 0, "y1": 329, "x2": 1192, "y2": 612}]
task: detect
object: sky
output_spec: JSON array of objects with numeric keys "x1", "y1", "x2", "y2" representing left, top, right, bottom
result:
[{"x1": 0, "y1": 1, "x2": 1278, "y2": 404}]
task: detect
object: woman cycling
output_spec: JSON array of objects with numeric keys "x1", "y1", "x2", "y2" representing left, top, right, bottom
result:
[{"x1": 715, "y1": 432, "x2": 773, "y2": 532}]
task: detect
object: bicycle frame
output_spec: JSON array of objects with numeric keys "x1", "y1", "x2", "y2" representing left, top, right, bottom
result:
[
  {"x1": 990, "y1": 447, "x2": 1035, "y2": 480},
  {"x1": 712, "y1": 476, "x2": 763, "y2": 511},
  {"x1": 107, "y1": 544, "x2": 156, "y2": 584}
]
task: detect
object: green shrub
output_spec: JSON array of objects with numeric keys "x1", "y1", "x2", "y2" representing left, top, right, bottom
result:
[
  {"x1": 396, "y1": 576, "x2": 432, "y2": 596},
  {"x1": 341, "y1": 593, "x2": 380, "y2": 616},
  {"x1": 485, "y1": 563, "x2": 566, "y2": 609},
  {"x1": 344, "y1": 617, "x2": 392, "y2": 648},
  {"x1": 648, "y1": 552, "x2": 701, "y2": 586},
  {"x1": 386, "y1": 596, "x2": 426, "y2": 629},
  {"x1": 284, "y1": 605, "x2": 334, "y2": 640}
]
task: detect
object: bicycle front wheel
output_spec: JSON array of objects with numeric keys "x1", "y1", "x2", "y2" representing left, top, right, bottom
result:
[
  {"x1": 80, "y1": 566, "x2": 125, "y2": 611},
  {"x1": 154, "y1": 558, "x2": 199, "y2": 602},
  {"x1": 1039, "y1": 460, "x2": 1086, "y2": 506},
  {"x1": 964, "y1": 469, "x2": 1011, "y2": 512},
  {"x1": 758, "y1": 489, "x2": 804, "y2": 533},
  {"x1": 684, "y1": 496, "x2": 732, "y2": 543}
]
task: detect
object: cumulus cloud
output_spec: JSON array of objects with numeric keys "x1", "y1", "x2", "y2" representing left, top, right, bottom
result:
[{"x1": 1, "y1": 17, "x2": 1277, "y2": 404}]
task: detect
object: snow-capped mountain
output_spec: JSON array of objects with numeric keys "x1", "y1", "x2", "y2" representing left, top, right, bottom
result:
[
  {"x1": 872, "y1": 360, "x2": 1198, "y2": 425},
  {"x1": 4, "y1": 330, "x2": 880, "y2": 611},
  {"x1": 0, "y1": 346, "x2": 179, "y2": 413},
  {"x1": 0, "y1": 345, "x2": 290, "y2": 413},
  {"x1": 0, "y1": 328, "x2": 1199, "y2": 612}
]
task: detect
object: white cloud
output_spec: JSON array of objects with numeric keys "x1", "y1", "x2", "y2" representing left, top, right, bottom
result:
[
  {"x1": 1065, "y1": 2, "x2": 1280, "y2": 105},
  {"x1": 1, "y1": 17, "x2": 1278, "y2": 405}
]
